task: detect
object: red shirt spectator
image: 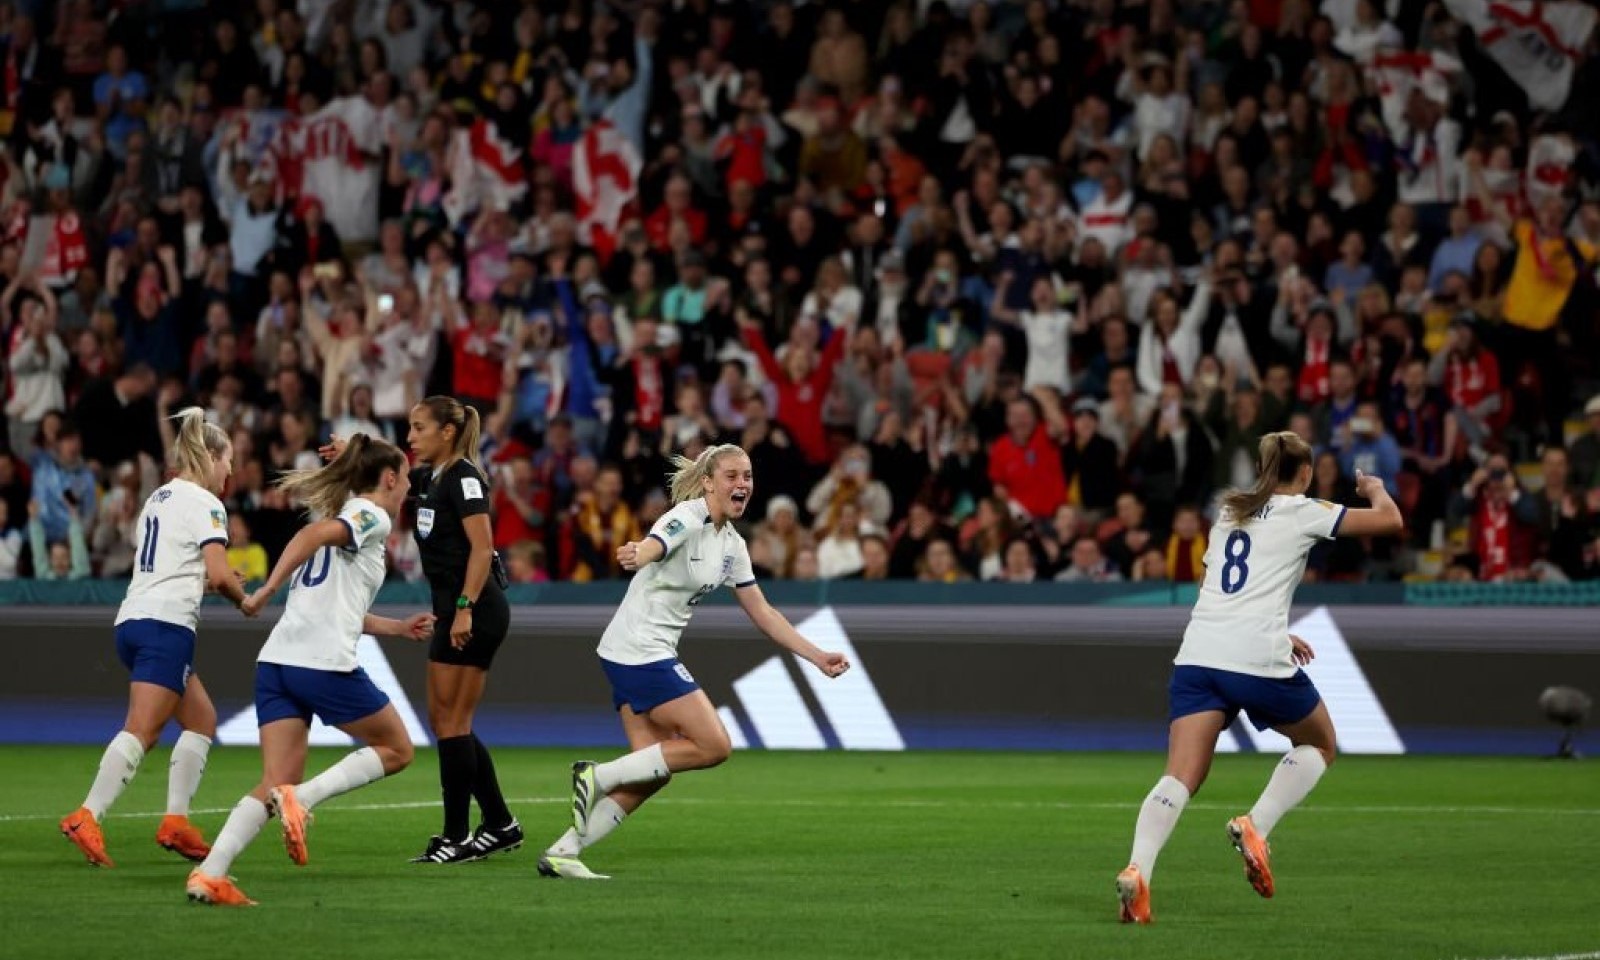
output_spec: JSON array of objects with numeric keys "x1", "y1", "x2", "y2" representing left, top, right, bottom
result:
[
  {"x1": 987, "y1": 398, "x2": 1067, "y2": 520},
  {"x1": 644, "y1": 175, "x2": 708, "y2": 252},
  {"x1": 740, "y1": 320, "x2": 846, "y2": 466},
  {"x1": 452, "y1": 302, "x2": 508, "y2": 407}
]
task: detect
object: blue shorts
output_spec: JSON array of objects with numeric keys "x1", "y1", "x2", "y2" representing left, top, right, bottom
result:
[
  {"x1": 254, "y1": 662, "x2": 391, "y2": 728},
  {"x1": 1168, "y1": 665, "x2": 1322, "y2": 732},
  {"x1": 115, "y1": 619, "x2": 196, "y2": 695},
  {"x1": 601, "y1": 657, "x2": 700, "y2": 714}
]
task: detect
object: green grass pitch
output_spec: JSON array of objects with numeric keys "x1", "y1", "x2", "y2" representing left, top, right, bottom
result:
[{"x1": 2, "y1": 746, "x2": 1598, "y2": 960}]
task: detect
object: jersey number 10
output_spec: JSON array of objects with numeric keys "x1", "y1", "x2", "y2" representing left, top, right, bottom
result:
[
  {"x1": 297, "y1": 547, "x2": 333, "y2": 589},
  {"x1": 1220, "y1": 530, "x2": 1252, "y2": 594}
]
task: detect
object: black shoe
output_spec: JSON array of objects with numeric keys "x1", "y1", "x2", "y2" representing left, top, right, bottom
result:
[
  {"x1": 409, "y1": 835, "x2": 475, "y2": 864},
  {"x1": 463, "y1": 819, "x2": 523, "y2": 861}
]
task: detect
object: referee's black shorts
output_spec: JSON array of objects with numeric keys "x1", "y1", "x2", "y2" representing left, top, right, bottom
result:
[{"x1": 428, "y1": 585, "x2": 510, "y2": 669}]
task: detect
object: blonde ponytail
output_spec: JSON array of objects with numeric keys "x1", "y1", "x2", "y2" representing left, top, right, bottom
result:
[
  {"x1": 168, "y1": 407, "x2": 231, "y2": 487},
  {"x1": 667, "y1": 443, "x2": 748, "y2": 504},
  {"x1": 1221, "y1": 431, "x2": 1313, "y2": 524},
  {"x1": 276, "y1": 433, "x2": 407, "y2": 518}
]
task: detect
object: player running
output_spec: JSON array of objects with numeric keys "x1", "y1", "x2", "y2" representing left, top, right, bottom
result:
[
  {"x1": 539, "y1": 444, "x2": 851, "y2": 880},
  {"x1": 1115, "y1": 431, "x2": 1403, "y2": 924},
  {"x1": 61, "y1": 409, "x2": 249, "y2": 867},
  {"x1": 323, "y1": 395, "x2": 520, "y2": 865},
  {"x1": 186, "y1": 435, "x2": 435, "y2": 906}
]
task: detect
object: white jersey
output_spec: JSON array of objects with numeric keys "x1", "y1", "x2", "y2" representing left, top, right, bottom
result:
[
  {"x1": 597, "y1": 499, "x2": 756, "y2": 666},
  {"x1": 1175, "y1": 494, "x2": 1347, "y2": 678},
  {"x1": 115, "y1": 479, "x2": 230, "y2": 632},
  {"x1": 258, "y1": 497, "x2": 391, "y2": 672}
]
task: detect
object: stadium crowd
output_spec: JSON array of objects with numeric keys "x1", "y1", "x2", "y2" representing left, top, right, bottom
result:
[{"x1": 3, "y1": 0, "x2": 1600, "y2": 587}]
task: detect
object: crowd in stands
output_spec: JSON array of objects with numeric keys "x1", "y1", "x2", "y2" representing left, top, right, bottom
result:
[{"x1": 3, "y1": 0, "x2": 1600, "y2": 588}]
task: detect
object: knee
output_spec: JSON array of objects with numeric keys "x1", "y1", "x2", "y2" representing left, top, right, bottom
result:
[
  {"x1": 124, "y1": 726, "x2": 161, "y2": 752},
  {"x1": 699, "y1": 733, "x2": 732, "y2": 769},
  {"x1": 1316, "y1": 743, "x2": 1338, "y2": 768},
  {"x1": 379, "y1": 740, "x2": 414, "y2": 774}
]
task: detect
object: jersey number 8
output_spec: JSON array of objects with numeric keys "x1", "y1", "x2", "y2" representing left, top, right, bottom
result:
[{"x1": 1220, "y1": 530, "x2": 1252, "y2": 594}]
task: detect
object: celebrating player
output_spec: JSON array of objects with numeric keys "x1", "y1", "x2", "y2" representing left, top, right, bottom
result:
[
  {"x1": 1115, "y1": 432, "x2": 1403, "y2": 924},
  {"x1": 61, "y1": 409, "x2": 249, "y2": 868},
  {"x1": 322, "y1": 396, "x2": 519, "y2": 864},
  {"x1": 539, "y1": 444, "x2": 851, "y2": 880},
  {"x1": 186, "y1": 435, "x2": 435, "y2": 906}
]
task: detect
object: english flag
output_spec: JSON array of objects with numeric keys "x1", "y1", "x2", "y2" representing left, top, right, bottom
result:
[
  {"x1": 443, "y1": 118, "x2": 528, "y2": 226},
  {"x1": 1369, "y1": 49, "x2": 1460, "y2": 140},
  {"x1": 1444, "y1": 0, "x2": 1598, "y2": 111},
  {"x1": 263, "y1": 97, "x2": 383, "y2": 243},
  {"x1": 572, "y1": 120, "x2": 641, "y2": 262}
]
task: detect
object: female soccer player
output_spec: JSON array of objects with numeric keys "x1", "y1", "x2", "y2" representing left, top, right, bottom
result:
[
  {"x1": 186, "y1": 434, "x2": 434, "y2": 906},
  {"x1": 540, "y1": 444, "x2": 852, "y2": 880},
  {"x1": 323, "y1": 396, "x2": 518, "y2": 864},
  {"x1": 1115, "y1": 432, "x2": 1403, "y2": 924},
  {"x1": 61, "y1": 408, "x2": 249, "y2": 868}
]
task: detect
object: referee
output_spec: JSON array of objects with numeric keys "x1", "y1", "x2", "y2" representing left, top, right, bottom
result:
[{"x1": 324, "y1": 395, "x2": 519, "y2": 864}]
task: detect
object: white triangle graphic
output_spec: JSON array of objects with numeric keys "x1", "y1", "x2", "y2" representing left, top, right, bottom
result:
[
  {"x1": 216, "y1": 636, "x2": 432, "y2": 747},
  {"x1": 716, "y1": 606, "x2": 906, "y2": 751},
  {"x1": 1239, "y1": 607, "x2": 1405, "y2": 755}
]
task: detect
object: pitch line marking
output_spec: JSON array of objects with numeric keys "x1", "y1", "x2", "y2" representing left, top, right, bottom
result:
[
  {"x1": 4, "y1": 797, "x2": 1600, "y2": 824},
  {"x1": 1445, "y1": 952, "x2": 1600, "y2": 960}
]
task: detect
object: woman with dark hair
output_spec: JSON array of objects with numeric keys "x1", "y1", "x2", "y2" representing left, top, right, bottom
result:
[{"x1": 323, "y1": 394, "x2": 517, "y2": 864}]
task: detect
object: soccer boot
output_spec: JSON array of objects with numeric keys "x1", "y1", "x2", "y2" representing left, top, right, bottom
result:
[
  {"x1": 537, "y1": 854, "x2": 611, "y2": 880},
  {"x1": 1227, "y1": 815, "x2": 1275, "y2": 898},
  {"x1": 60, "y1": 807, "x2": 114, "y2": 868},
  {"x1": 186, "y1": 868, "x2": 256, "y2": 906},
  {"x1": 156, "y1": 815, "x2": 211, "y2": 862},
  {"x1": 463, "y1": 819, "x2": 524, "y2": 861},
  {"x1": 570, "y1": 761, "x2": 599, "y2": 836},
  {"x1": 268, "y1": 785, "x2": 312, "y2": 867},
  {"x1": 409, "y1": 835, "x2": 478, "y2": 864},
  {"x1": 1116, "y1": 865, "x2": 1152, "y2": 924}
]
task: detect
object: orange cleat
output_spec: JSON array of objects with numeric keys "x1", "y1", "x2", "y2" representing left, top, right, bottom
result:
[
  {"x1": 156, "y1": 815, "x2": 212, "y2": 862},
  {"x1": 1116, "y1": 865, "x2": 1153, "y2": 925},
  {"x1": 1227, "y1": 816, "x2": 1275, "y2": 898},
  {"x1": 269, "y1": 785, "x2": 311, "y2": 866},
  {"x1": 60, "y1": 807, "x2": 114, "y2": 868},
  {"x1": 186, "y1": 869, "x2": 256, "y2": 906}
]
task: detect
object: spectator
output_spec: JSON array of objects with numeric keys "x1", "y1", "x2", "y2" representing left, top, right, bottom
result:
[
  {"x1": 987, "y1": 395, "x2": 1067, "y2": 521},
  {"x1": 816, "y1": 501, "x2": 867, "y2": 580},
  {"x1": 1164, "y1": 505, "x2": 1207, "y2": 584},
  {"x1": 1570, "y1": 396, "x2": 1600, "y2": 512},
  {"x1": 1450, "y1": 453, "x2": 1539, "y2": 583},
  {"x1": 226, "y1": 514, "x2": 269, "y2": 584},
  {"x1": 562, "y1": 464, "x2": 640, "y2": 582},
  {"x1": 0, "y1": 498, "x2": 22, "y2": 579},
  {"x1": 1527, "y1": 447, "x2": 1591, "y2": 582},
  {"x1": 27, "y1": 498, "x2": 90, "y2": 580},
  {"x1": 28, "y1": 420, "x2": 96, "y2": 544},
  {"x1": 1054, "y1": 537, "x2": 1124, "y2": 583},
  {"x1": 917, "y1": 537, "x2": 968, "y2": 583},
  {"x1": 1338, "y1": 401, "x2": 1403, "y2": 497},
  {"x1": 3, "y1": 274, "x2": 65, "y2": 454},
  {"x1": 853, "y1": 531, "x2": 892, "y2": 581}
]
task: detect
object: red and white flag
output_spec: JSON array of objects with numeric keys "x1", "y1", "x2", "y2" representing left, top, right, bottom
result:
[
  {"x1": 443, "y1": 118, "x2": 528, "y2": 226},
  {"x1": 1369, "y1": 49, "x2": 1460, "y2": 140},
  {"x1": 263, "y1": 97, "x2": 382, "y2": 243},
  {"x1": 572, "y1": 120, "x2": 641, "y2": 262},
  {"x1": 1527, "y1": 133, "x2": 1576, "y2": 206},
  {"x1": 1444, "y1": 0, "x2": 1598, "y2": 111}
]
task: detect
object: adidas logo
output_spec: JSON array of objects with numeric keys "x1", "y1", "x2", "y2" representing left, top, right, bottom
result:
[
  {"x1": 716, "y1": 607, "x2": 905, "y2": 751},
  {"x1": 216, "y1": 637, "x2": 432, "y2": 748},
  {"x1": 1216, "y1": 606, "x2": 1405, "y2": 755}
]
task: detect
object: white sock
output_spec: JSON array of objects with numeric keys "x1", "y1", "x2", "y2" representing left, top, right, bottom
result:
[
  {"x1": 198, "y1": 796, "x2": 268, "y2": 878},
  {"x1": 547, "y1": 797, "x2": 629, "y2": 857},
  {"x1": 166, "y1": 731, "x2": 212, "y2": 816},
  {"x1": 295, "y1": 747, "x2": 386, "y2": 809},
  {"x1": 1129, "y1": 775, "x2": 1191, "y2": 880},
  {"x1": 1248, "y1": 745, "x2": 1329, "y2": 838},
  {"x1": 594, "y1": 744, "x2": 670, "y2": 792},
  {"x1": 83, "y1": 731, "x2": 145, "y2": 819}
]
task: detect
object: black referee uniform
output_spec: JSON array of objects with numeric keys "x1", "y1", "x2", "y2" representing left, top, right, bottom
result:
[
  {"x1": 410, "y1": 459, "x2": 510, "y2": 665},
  {"x1": 409, "y1": 457, "x2": 518, "y2": 860}
]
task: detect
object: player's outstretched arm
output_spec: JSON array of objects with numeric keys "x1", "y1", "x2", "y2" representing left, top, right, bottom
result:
[
  {"x1": 1336, "y1": 469, "x2": 1404, "y2": 538},
  {"x1": 241, "y1": 519, "x2": 352, "y2": 616},
  {"x1": 364, "y1": 611, "x2": 436, "y2": 641},
  {"x1": 617, "y1": 536, "x2": 665, "y2": 572},
  {"x1": 734, "y1": 584, "x2": 851, "y2": 678}
]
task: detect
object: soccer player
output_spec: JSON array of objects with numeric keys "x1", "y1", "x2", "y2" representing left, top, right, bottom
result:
[
  {"x1": 322, "y1": 396, "x2": 519, "y2": 864},
  {"x1": 540, "y1": 444, "x2": 852, "y2": 880},
  {"x1": 61, "y1": 408, "x2": 249, "y2": 867},
  {"x1": 186, "y1": 435, "x2": 435, "y2": 906},
  {"x1": 1115, "y1": 432, "x2": 1403, "y2": 924}
]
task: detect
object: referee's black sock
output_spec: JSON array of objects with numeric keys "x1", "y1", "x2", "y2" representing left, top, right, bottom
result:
[
  {"x1": 471, "y1": 734, "x2": 513, "y2": 829},
  {"x1": 437, "y1": 735, "x2": 477, "y2": 842}
]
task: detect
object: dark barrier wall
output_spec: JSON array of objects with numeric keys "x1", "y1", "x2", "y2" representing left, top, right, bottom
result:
[{"x1": 3, "y1": 604, "x2": 1596, "y2": 756}]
